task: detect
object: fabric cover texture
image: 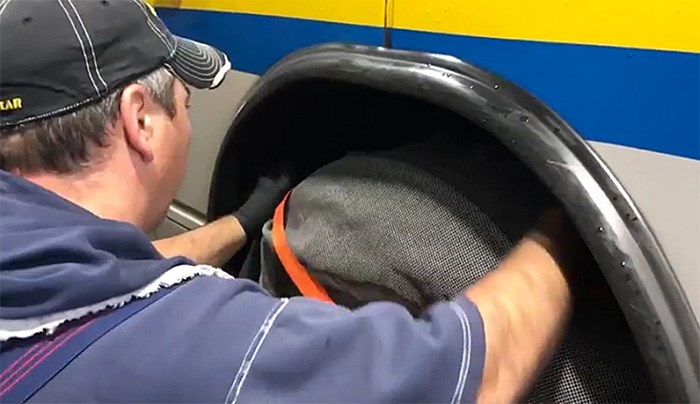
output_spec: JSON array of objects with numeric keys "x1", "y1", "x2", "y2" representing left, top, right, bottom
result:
[{"x1": 262, "y1": 133, "x2": 655, "y2": 403}]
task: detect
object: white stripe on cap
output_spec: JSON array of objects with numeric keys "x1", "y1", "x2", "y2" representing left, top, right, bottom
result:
[
  {"x1": 66, "y1": 0, "x2": 108, "y2": 92},
  {"x1": 174, "y1": 44, "x2": 220, "y2": 78},
  {"x1": 56, "y1": 0, "x2": 100, "y2": 96},
  {"x1": 127, "y1": 0, "x2": 175, "y2": 56},
  {"x1": 212, "y1": 53, "x2": 231, "y2": 88}
]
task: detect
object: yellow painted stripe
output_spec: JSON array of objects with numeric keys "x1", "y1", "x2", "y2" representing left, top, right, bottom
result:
[
  {"x1": 393, "y1": 0, "x2": 700, "y2": 53},
  {"x1": 149, "y1": 0, "x2": 700, "y2": 53},
  {"x1": 149, "y1": 0, "x2": 386, "y2": 27}
]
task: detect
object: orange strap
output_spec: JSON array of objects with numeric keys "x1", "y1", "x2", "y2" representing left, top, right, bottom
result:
[{"x1": 271, "y1": 192, "x2": 334, "y2": 303}]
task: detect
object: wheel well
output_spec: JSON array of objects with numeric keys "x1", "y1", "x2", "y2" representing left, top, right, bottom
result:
[{"x1": 207, "y1": 44, "x2": 699, "y2": 401}]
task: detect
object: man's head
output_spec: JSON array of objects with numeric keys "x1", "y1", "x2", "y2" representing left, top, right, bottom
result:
[{"x1": 0, "y1": 0, "x2": 230, "y2": 231}]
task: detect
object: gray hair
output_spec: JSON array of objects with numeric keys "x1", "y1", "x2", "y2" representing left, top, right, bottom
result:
[{"x1": 0, "y1": 67, "x2": 177, "y2": 174}]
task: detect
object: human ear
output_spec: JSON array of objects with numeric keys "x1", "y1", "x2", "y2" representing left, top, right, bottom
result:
[{"x1": 119, "y1": 84, "x2": 155, "y2": 163}]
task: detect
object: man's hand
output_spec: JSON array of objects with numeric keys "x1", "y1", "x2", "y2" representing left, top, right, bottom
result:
[
  {"x1": 154, "y1": 165, "x2": 297, "y2": 267},
  {"x1": 232, "y1": 168, "x2": 295, "y2": 239},
  {"x1": 467, "y1": 207, "x2": 582, "y2": 403}
]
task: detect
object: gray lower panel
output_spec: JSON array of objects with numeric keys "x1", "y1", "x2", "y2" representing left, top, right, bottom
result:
[{"x1": 590, "y1": 141, "x2": 700, "y2": 320}]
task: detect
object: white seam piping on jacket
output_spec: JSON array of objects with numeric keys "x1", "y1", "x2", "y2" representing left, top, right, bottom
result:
[
  {"x1": 0, "y1": 0, "x2": 14, "y2": 16},
  {"x1": 0, "y1": 264, "x2": 232, "y2": 342},
  {"x1": 226, "y1": 298, "x2": 290, "y2": 404},
  {"x1": 448, "y1": 302, "x2": 472, "y2": 404},
  {"x1": 56, "y1": 0, "x2": 99, "y2": 95}
]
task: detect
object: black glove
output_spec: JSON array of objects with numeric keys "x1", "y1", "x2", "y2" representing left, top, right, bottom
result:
[{"x1": 232, "y1": 168, "x2": 295, "y2": 238}]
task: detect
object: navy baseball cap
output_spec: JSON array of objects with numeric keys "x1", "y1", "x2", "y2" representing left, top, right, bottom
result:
[{"x1": 0, "y1": 0, "x2": 231, "y2": 129}]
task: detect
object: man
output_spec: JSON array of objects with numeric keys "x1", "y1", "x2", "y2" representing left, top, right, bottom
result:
[{"x1": 0, "y1": 1, "x2": 582, "y2": 402}]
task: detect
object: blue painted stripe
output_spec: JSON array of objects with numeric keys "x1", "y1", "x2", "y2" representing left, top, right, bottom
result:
[
  {"x1": 393, "y1": 30, "x2": 700, "y2": 161},
  {"x1": 157, "y1": 8, "x2": 700, "y2": 160},
  {"x1": 157, "y1": 9, "x2": 384, "y2": 75}
]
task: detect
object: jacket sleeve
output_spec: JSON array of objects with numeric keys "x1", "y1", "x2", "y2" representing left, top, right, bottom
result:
[{"x1": 226, "y1": 295, "x2": 486, "y2": 403}]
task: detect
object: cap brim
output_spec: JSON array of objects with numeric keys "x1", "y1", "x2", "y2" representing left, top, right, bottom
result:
[{"x1": 169, "y1": 36, "x2": 231, "y2": 90}]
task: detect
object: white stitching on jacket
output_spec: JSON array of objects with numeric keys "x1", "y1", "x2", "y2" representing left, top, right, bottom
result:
[
  {"x1": 0, "y1": 0, "x2": 14, "y2": 16},
  {"x1": 225, "y1": 298, "x2": 290, "y2": 404},
  {"x1": 448, "y1": 302, "x2": 473, "y2": 404}
]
